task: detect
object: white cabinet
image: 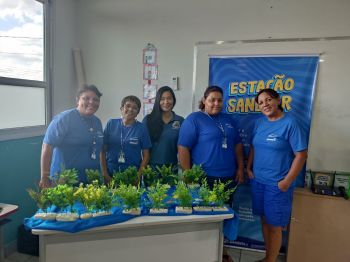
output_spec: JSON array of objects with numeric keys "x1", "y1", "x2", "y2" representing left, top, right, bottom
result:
[{"x1": 33, "y1": 214, "x2": 232, "y2": 262}]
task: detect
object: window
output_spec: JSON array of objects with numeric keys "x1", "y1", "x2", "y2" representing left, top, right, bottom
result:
[{"x1": 0, "y1": 0, "x2": 50, "y2": 141}]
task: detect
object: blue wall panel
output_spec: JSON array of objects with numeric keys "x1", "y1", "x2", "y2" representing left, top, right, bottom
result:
[{"x1": 0, "y1": 136, "x2": 42, "y2": 245}]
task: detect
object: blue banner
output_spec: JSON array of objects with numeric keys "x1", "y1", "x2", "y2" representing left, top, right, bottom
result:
[{"x1": 209, "y1": 55, "x2": 319, "y2": 251}]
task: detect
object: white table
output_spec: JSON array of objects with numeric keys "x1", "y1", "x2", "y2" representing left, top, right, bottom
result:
[
  {"x1": 0, "y1": 203, "x2": 19, "y2": 262},
  {"x1": 32, "y1": 213, "x2": 233, "y2": 262}
]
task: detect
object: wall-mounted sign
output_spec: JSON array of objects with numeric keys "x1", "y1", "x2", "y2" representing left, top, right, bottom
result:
[
  {"x1": 143, "y1": 84, "x2": 157, "y2": 100},
  {"x1": 143, "y1": 64, "x2": 158, "y2": 80},
  {"x1": 143, "y1": 43, "x2": 157, "y2": 64}
]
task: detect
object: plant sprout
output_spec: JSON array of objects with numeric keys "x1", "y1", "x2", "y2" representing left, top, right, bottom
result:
[
  {"x1": 173, "y1": 181, "x2": 192, "y2": 208},
  {"x1": 147, "y1": 181, "x2": 170, "y2": 209},
  {"x1": 112, "y1": 166, "x2": 138, "y2": 186},
  {"x1": 182, "y1": 164, "x2": 205, "y2": 185},
  {"x1": 114, "y1": 184, "x2": 145, "y2": 210},
  {"x1": 85, "y1": 169, "x2": 102, "y2": 185},
  {"x1": 157, "y1": 165, "x2": 178, "y2": 186}
]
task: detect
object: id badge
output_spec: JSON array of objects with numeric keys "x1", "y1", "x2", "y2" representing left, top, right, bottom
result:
[
  {"x1": 118, "y1": 151, "x2": 126, "y2": 163},
  {"x1": 222, "y1": 137, "x2": 228, "y2": 149},
  {"x1": 91, "y1": 151, "x2": 96, "y2": 160}
]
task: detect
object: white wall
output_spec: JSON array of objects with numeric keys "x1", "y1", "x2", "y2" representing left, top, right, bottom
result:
[{"x1": 51, "y1": 0, "x2": 78, "y2": 115}]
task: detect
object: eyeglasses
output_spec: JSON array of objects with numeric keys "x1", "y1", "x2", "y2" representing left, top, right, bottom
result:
[
  {"x1": 80, "y1": 96, "x2": 100, "y2": 103},
  {"x1": 123, "y1": 104, "x2": 139, "y2": 112}
]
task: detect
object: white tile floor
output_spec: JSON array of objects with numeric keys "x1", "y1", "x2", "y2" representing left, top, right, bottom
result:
[
  {"x1": 226, "y1": 247, "x2": 286, "y2": 262},
  {"x1": 4, "y1": 252, "x2": 38, "y2": 262},
  {"x1": 5, "y1": 249, "x2": 285, "y2": 262}
]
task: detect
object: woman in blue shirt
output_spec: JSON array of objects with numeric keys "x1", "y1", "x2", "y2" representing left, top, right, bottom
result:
[
  {"x1": 178, "y1": 86, "x2": 244, "y2": 195},
  {"x1": 40, "y1": 84, "x2": 104, "y2": 188},
  {"x1": 100, "y1": 96, "x2": 152, "y2": 183},
  {"x1": 247, "y1": 88, "x2": 308, "y2": 262},
  {"x1": 143, "y1": 86, "x2": 184, "y2": 172}
]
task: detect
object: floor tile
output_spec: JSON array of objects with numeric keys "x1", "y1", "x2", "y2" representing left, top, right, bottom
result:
[
  {"x1": 26, "y1": 256, "x2": 39, "y2": 262},
  {"x1": 239, "y1": 249, "x2": 286, "y2": 262},
  {"x1": 226, "y1": 246, "x2": 241, "y2": 262},
  {"x1": 240, "y1": 249, "x2": 265, "y2": 262},
  {"x1": 5, "y1": 252, "x2": 31, "y2": 262}
]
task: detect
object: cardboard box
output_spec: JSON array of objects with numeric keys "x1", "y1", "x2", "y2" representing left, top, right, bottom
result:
[
  {"x1": 312, "y1": 171, "x2": 335, "y2": 187},
  {"x1": 311, "y1": 170, "x2": 335, "y2": 196},
  {"x1": 334, "y1": 171, "x2": 350, "y2": 191}
]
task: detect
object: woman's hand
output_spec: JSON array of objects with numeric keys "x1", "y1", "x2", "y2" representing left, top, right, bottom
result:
[
  {"x1": 235, "y1": 168, "x2": 244, "y2": 184},
  {"x1": 277, "y1": 178, "x2": 291, "y2": 192},
  {"x1": 103, "y1": 174, "x2": 111, "y2": 185},
  {"x1": 246, "y1": 169, "x2": 254, "y2": 179},
  {"x1": 39, "y1": 176, "x2": 51, "y2": 188}
]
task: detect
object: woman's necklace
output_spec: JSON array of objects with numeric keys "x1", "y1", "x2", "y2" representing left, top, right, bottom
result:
[
  {"x1": 202, "y1": 111, "x2": 228, "y2": 149},
  {"x1": 78, "y1": 110, "x2": 97, "y2": 159},
  {"x1": 118, "y1": 119, "x2": 135, "y2": 163}
]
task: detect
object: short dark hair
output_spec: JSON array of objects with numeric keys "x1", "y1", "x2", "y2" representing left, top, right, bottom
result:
[
  {"x1": 199, "y1": 86, "x2": 223, "y2": 110},
  {"x1": 76, "y1": 84, "x2": 102, "y2": 99},
  {"x1": 121, "y1": 95, "x2": 141, "y2": 113},
  {"x1": 255, "y1": 89, "x2": 283, "y2": 111}
]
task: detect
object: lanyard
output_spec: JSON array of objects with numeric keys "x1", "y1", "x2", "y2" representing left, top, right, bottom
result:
[
  {"x1": 78, "y1": 110, "x2": 97, "y2": 159},
  {"x1": 203, "y1": 112, "x2": 226, "y2": 138},
  {"x1": 203, "y1": 111, "x2": 228, "y2": 149},
  {"x1": 120, "y1": 119, "x2": 134, "y2": 152}
]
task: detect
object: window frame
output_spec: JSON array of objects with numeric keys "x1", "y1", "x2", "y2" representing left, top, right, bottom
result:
[{"x1": 0, "y1": 0, "x2": 51, "y2": 141}]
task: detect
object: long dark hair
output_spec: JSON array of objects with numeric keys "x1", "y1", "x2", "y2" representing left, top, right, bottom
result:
[
  {"x1": 255, "y1": 89, "x2": 283, "y2": 111},
  {"x1": 198, "y1": 86, "x2": 223, "y2": 110},
  {"x1": 146, "y1": 86, "x2": 176, "y2": 142}
]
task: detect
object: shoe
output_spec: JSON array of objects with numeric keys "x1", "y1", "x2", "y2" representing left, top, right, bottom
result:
[{"x1": 222, "y1": 254, "x2": 234, "y2": 262}]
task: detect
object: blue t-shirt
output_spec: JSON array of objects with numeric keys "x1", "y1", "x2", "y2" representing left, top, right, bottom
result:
[
  {"x1": 43, "y1": 108, "x2": 104, "y2": 183},
  {"x1": 178, "y1": 111, "x2": 241, "y2": 178},
  {"x1": 251, "y1": 115, "x2": 307, "y2": 186},
  {"x1": 142, "y1": 112, "x2": 184, "y2": 167},
  {"x1": 103, "y1": 119, "x2": 152, "y2": 175}
]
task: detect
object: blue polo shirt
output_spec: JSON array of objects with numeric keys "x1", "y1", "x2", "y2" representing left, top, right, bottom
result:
[
  {"x1": 178, "y1": 111, "x2": 241, "y2": 178},
  {"x1": 103, "y1": 118, "x2": 152, "y2": 174},
  {"x1": 44, "y1": 108, "x2": 104, "y2": 183},
  {"x1": 251, "y1": 115, "x2": 307, "y2": 186},
  {"x1": 142, "y1": 112, "x2": 184, "y2": 167}
]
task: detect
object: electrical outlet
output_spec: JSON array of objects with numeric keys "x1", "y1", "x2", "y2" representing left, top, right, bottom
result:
[{"x1": 172, "y1": 76, "x2": 179, "y2": 90}]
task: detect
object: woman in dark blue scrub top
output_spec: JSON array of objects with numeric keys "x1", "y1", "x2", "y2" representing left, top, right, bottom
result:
[
  {"x1": 143, "y1": 86, "x2": 184, "y2": 172},
  {"x1": 246, "y1": 88, "x2": 308, "y2": 262},
  {"x1": 40, "y1": 84, "x2": 104, "y2": 188}
]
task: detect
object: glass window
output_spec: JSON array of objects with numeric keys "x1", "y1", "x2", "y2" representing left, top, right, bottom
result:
[
  {"x1": 0, "y1": 0, "x2": 49, "y2": 140},
  {"x1": 0, "y1": 84, "x2": 45, "y2": 129}
]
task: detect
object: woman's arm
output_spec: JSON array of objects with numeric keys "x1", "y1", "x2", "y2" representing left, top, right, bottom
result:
[
  {"x1": 246, "y1": 146, "x2": 254, "y2": 179},
  {"x1": 138, "y1": 149, "x2": 150, "y2": 181},
  {"x1": 278, "y1": 150, "x2": 308, "y2": 191},
  {"x1": 99, "y1": 145, "x2": 111, "y2": 184},
  {"x1": 40, "y1": 143, "x2": 53, "y2": 188},
  {"x1": 234, "y1": 143, "x2": 245, "y2": 183},
  {"x1": 139, "y1": 149, "x2": 150, "y2": 171},
  {"x1": 178, "y1": 145, "x2": 191, "y2": 171}
]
